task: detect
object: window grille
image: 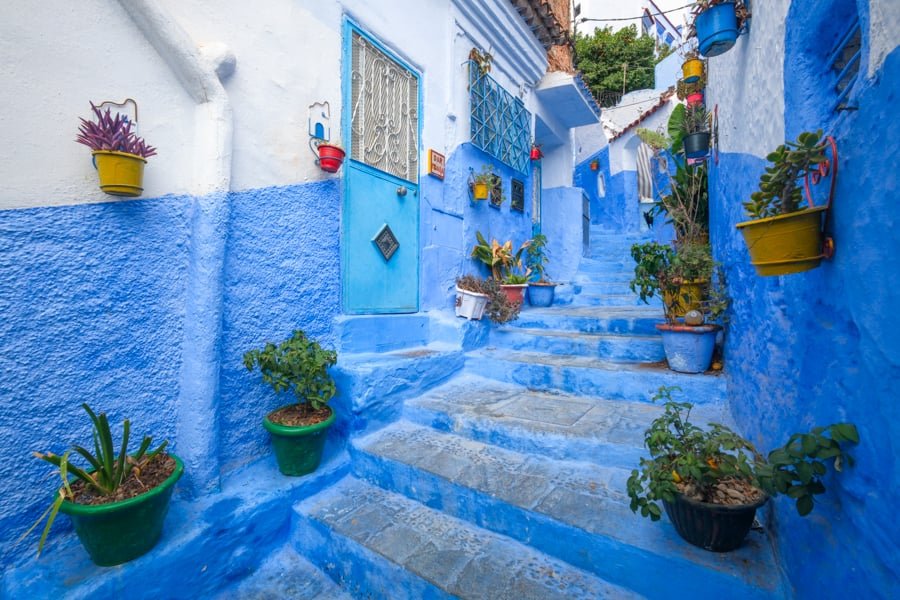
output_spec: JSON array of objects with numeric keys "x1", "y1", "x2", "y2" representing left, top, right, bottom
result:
[
  {"x1": 468, "y1": 61, "x2": 531, "y2": 173},
  {"x1": 350, "y1": 31, "x2": 419, "y2": 182},
  {"x1": 828, "y1": 18, "x2": 861, "y2": 112}
]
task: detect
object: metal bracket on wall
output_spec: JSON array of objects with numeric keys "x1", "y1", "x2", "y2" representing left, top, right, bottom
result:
[{"x1": 804, "y1": 135, "x2": 839, "y2": 259}]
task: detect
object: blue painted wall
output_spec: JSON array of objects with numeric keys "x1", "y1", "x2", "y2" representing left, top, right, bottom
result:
[
  {"x1": 712, "y1": 42, "x2": 900, "y2": 599},
  {"x1": 0, "y1": 196, "x2": 191, "y2": 566}
]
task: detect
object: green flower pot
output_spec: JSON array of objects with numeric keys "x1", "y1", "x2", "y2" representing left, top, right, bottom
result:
[
  {"x1": 263, "y1": 406, "x2": 335, "y2": 476},
  {"x1": 59, "y1": 453, "x2": 184, "y2": 566}
]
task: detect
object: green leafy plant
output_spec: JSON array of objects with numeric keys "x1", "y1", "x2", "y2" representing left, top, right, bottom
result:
[
  {"x1": 243, "y1": 330, "x2": 337, "y2": 417},
  {"x1": 636, "y1": 127, "x2": 670, "y2": 152},
  {"x1": 650, "y1": 160, "x2": 708, "y2": 244},
  {"x1": 743, "y1": 130, "x2": 828, "y2": 219},
  {"x1": 471, "y1": 231, "x2": 529, "y2": 281},
  {"x1": 503, "y1": 272, "x2": 530, "y2": 285},
  {"x1": 630, "y1": 242, "x2": 717, "y2": 322},
  {"x1": 25, "y1": 405, "x2": 168, "y2": 554},
  {"x1": 473, "y1": 164, "x2": 497, "y2": 186},
  {"x1": 525, "y1": 233, "x2": 551, "y2": 282},
  {"x1": 627, "y1": 386, "x2": 859, "y2": 521},
  {"x1": 684, "y1": 103, "x2": 709, "y2": 135}
]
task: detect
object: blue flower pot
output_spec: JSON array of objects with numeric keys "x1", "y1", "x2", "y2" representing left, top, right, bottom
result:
[
  {"x1": 527, "y1": 283, "x2": 557, "y2": 307},
  {"x1": 656, "y1": 323, "x2": 720, "y2": 373},
  {"x1": 695, "y1": 2, "x2": 739, "y2": 57}
]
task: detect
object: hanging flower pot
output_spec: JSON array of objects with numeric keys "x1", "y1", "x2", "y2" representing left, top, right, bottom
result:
[
  {"x1": 93, "y1": 151, "x2": 147, "y2": 197},
  {"x1": 590, "y1": 159, "x2": 599, "y2": 171},
  {"x1": 682, "y1": 58, "x2": 704, "y2": 83},
  {"x1": 472, "y1": 182, "x2": 489, "y2": 200},
  {"x1": 686, "y1": 92, "x2": 704, "y2": 107},
  {"x1": 683, "y1": 132, "x2": 711, "y2": 159},
  {"x1": 736, "y1": 207, "x2": 827, "y2": 276},
  {"x1": 694, "y1": 2, "x2": 740, "y2": 57},
  {"x1": 316, "y1": 143, "x2": 345, "y2": 173},
  {"x1": 530, "y1": 145, "x2": 543, "y2": 160}
]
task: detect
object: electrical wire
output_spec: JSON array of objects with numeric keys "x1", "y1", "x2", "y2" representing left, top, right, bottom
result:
[{"x1": 578, "y1": 3, "x2": 694, "y2": 24}]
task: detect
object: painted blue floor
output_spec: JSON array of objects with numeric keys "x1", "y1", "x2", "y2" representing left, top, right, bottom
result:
[{"x1": 1, "y1": 227, "x2": 788, "y2": 599}]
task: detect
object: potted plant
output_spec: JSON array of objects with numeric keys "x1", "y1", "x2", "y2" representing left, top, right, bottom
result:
[
  {"x1": 76, "y1": 102, "x2": 157, "y2": 197},
  {"x1": 471, "y1": 164, "x2": 497, "y2": 201},
  {"x1": 681, "y1": 50, "x2": 704, "y2": 84},
  {"x1": 454, "y1": 275, "x2": 521, "y2": 324},
  {"x1": 470, "y1": 231, "x2": 531, "y2": 305},
  {"x1": 683, "y1": 103, "x2": 710, "y2": 159},
  {"x1": 455, "y1": 274, "x2": 490, "y2": 320},
  {"x1": 25, "y1": 404, "x2": 182, "y2": 566},
  {"x1": 314, "y1": 140, "x2": 345, "y2": 173},
  {"x1": 243, "y1": 330, "x2": 337, "y2": 477},
  {"x1": 627, "y1": 386, "x2": 859, "y2": 552},
  {"x1": 525, "y1": 233, "x2": 557, "y2": 307},
  {"x1": 688, "y1": 1, "x2": 751, "y2": 58},
  {"x1": 736, "y1": 130, "x2": 833, "y2": 276},
  {"x1": 631, "y1": 241, "x2": 723, "y2": 373}
]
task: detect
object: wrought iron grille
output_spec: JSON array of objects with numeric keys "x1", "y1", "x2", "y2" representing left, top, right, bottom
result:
[
  {"x1": 350, "y1": 32, "x2": 419, "y2": 182},
  {"x1": 828, "y1": 18, "x2": 861, "y2": 112},
  {"x1": 468, "y1": 62, "x2": 531, "y2": 173}
]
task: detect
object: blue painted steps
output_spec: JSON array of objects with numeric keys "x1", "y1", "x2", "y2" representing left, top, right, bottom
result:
[
  {"x1": 349, "y1": 421, "x2": 784, "y2": 600},
  {"x1": 512, "y1": 305, "x2": 663, "y2": 336},
  {"x1": 214, "y1": 545, "x2": 351, "y2": 599},
  {"x1": 292, "y1": 476, "x2": 639, "y2": 599},
  {"x1": 466, "y1": 348, "x2": 726, "y2": 404},
  {"x1": 490, "y1": 326, "x2": 665, "y2": 362}
]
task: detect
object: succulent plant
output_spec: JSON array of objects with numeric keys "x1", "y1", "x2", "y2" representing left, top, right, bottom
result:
[{"x1": 76, "y1": 102, "x2": 157, "y2": 158}]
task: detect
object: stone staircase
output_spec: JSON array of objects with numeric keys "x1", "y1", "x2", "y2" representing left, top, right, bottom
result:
[{"x1": 4, "y1": 229, "x2": 787, "y2": 599}]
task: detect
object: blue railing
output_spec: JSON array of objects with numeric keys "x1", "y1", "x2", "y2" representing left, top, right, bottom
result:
[
  {"x1": 469, "y1": 62, "x2": 531, "y2": 173},
  {"x1": 828, "y1": 18, "x2": 861, "y2": 112}
]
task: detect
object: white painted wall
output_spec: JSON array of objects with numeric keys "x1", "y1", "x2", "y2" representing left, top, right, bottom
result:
[
  {"x1": 705, "y1": 0, "x2": 789, "y2": 159},
  {"x1": 607, "y1": 96, "x2": 675, "y2": 174},
  {"x1": 0, "y1": 0, "x2": 567, "y2": 209},
  {"x1": 0, "y1": 0, "x2": 196, "y2": 209},
  {"x1": 868, "y1": 0, "x2": 900, "y2": 78}
]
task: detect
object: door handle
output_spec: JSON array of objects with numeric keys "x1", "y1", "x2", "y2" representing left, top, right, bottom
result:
[{"x1": 396, "y1": 186, "x2": 408, "y2": 197}]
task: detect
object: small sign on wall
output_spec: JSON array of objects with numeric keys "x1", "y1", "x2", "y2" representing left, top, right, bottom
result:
[
  {"x1": 428, "y1": 150, "x2": 445, "y2": 180},
  {"x1": 511, "y1": 178, "x2": 525, "y2": 212}
]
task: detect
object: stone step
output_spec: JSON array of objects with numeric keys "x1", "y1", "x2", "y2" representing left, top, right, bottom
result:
[
  {"x1": 402, "y1": 374, "x2": 731, "y2": 469},
  {"x1": 466, "y1": 348, "x2": 725, "y2": 404},
  {"x1": 578, "y1": 259, "x2": 634, "y2": 274},
  {"x1": 215, "y1": 545, "x2": 352, "y2": 599},
  {"x1": 351, "y1": 422, "x2": 784, "y2": 600},
  {"x1": 292, "y1": 477, "x2": 638, "y2": 600},
  {"x1": 510, "y1": 305, "x2": 663, "y2": 336},
  {"x1": 571, "y1": 293, "x2": 656, "y2": 308},
  {"x1": 572, "y1": 280, "x2": 635, "y2": 295},
  {"x1": 490, "y1": 327, "x2": 664, "y2": 362}
]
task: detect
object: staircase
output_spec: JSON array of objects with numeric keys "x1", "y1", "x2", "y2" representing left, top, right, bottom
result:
[{"x1": 273, "y1": 228, "x2": 787, "y2": 599}]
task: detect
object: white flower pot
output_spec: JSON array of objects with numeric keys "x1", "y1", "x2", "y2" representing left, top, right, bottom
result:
[{"x1": 455, "y1": 286, "x2": 489, "y2": 320}]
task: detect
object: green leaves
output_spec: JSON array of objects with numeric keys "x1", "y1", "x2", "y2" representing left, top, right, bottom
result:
[
  {"x1": 574, "y1": 25, "x2": 658, "y2": 104},
  {"x1": 243, "y1": 330, "x2": 338, "y2": 415}
]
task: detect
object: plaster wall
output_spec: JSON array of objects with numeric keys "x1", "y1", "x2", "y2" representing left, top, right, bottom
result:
[{"x1": 708, "y1": 1, "x2": 900, "y2": 596}]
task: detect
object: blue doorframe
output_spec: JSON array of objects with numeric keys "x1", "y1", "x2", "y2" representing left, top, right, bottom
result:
[{"x1": 341, "y1": 19, "x2": 422, "y2": 314}]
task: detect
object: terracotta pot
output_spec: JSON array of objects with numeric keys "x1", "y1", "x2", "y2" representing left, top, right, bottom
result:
[{"x1": 499, "y1": 284, "x2": 527, "y2": 305}]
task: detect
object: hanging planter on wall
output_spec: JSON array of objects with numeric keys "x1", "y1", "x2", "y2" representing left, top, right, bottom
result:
[
  {"x1": 682, "y1": 57, "x2": 704, "y2": 83},
  {"x1": 690, "y1": 1, "x2": 751, "y2": 58},
  {"x1": 76, "y1": 100, "x2": 156, "y2": 197},
  {"x1": 313, "y1": 141, "x2": 346, "y2": 173},
  {"x1": 686, "y1": 91, "x2": 704, "y2": 107},
  {"x1": 736, "y1": 132, "x2": 838, "y2": 276}
]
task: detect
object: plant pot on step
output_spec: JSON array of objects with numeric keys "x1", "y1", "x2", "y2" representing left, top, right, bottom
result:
[
  {"x1": 683, "y1": 132, "x2": 710, "y2": 159},
  {"x1": 264, "y1": 407, "x2": 335, "y2": 476},
  {"x1": 455, "y1": 285, "x2": 489, "y2": 320},
  {"x1": 656, "y1": 322, "x2": 720, "y2": 373},
  {"x1": 735, "y1": 206, "x2": 827, "y2": 276},
  {"x1": 93, "y1": 150, "x2": 147, "y2": 197},
  {"x1": 662, "y1": 279, "x2": 708, "y2": 318},
  {"x1": 60, "y1": 454, "x2": 184, "y2": 566},
  {"x1": 663, "y1": 492, "x2": 768, "y2": 552},
  {"x1": 499, "y1": 283, "x2": 527, "y2": 305},
  {"x1": 527, "y1": 282, "x2": 558, "y2": 307},
  {"x1": 695, "y1": 2, "x2": 740, "y2": 57}
]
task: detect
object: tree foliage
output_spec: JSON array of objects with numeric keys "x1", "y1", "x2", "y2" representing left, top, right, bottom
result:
[{"x1": 575, "y1": 25, "x2": 659, "y2": 106}]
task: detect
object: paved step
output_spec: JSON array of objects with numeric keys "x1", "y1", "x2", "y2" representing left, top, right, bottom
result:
[
  {"x1": 512, "y1": 305, "x2": 663, "y2": 336},
  {"x1": 490, "y1": 327, "x2": 664, "y2": 362},
  {"x1": 293, "y1": 477, "x2": 639, "y2": 600},
  {"x1": 215, "y1": 545, "x2": 351, "y2": 599},
  {"x1": 351, "y1": 422, "x2": 784, "y2": 600},
  {"x1": 572, "y1": 280, "x2": 635, "y2": 295},
  {"x1": 402, "y1": 374, "x2": 730, "y2": 469},
  {"x1": 571, "y1": 293, "x2": 655, "y2": 307},
  {"x1": 466, "y1": 348, "x2": 725, "y2": 404}
]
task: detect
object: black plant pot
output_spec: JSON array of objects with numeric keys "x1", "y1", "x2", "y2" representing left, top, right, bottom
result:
[
  {"x1": 683, "y1": 132, "x2": 711, "y2": 159},
  {"x1": 663, "y1": 493, "x2": 767, "y2": 552}
]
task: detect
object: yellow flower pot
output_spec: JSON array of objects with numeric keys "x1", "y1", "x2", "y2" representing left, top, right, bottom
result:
[
  {"x1": 663, "y1": 279, "x2": 707, "y2": 317},
  {"x1": 735, "y1": 206, "x2": 827, "y2": 276},
  {"x1": 92, "y1": 150, "x2": 146, "y2": 197},
  {"x1": 472, "y1": 182, "x2": 489, "y2": 200},
  {"x1": 682, "y1": 59, "x2": 704, "y2": 84}
]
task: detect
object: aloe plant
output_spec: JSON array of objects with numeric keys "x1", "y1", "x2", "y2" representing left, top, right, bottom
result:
[
  {"x1": 24, "y1": 404, "x2": 168, "y2": 554},
  {"x1": 76, "y1": 102, "x2": 157, "y2": 158}
]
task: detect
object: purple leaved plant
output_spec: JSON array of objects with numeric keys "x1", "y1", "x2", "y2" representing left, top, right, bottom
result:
[{"x1": 76, "y1": 102, "x2": 157, "y2": 159}]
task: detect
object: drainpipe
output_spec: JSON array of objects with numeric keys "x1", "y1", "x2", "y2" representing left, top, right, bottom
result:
[{"x1": 118, "y1": 0, "x2": 235, "y2": 496}]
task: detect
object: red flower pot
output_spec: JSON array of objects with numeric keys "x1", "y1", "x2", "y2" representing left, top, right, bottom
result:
[
  {"x1": 317, "y1": 144, "x2": 345, "y2": 173},
  {"x1": 687, "y1": 92, "x2": 704, "y2": 106},
  {"x1": 530, "y1": 146, "x2": 543, "y2": 160},
  {"x1": 500, "y1": 284, "x2": 527, "y2": 305}
]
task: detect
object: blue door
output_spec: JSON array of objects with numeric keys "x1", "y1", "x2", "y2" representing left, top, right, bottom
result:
[{"x1": 343, "y1": 24, "x2": 420, "y2": 314}]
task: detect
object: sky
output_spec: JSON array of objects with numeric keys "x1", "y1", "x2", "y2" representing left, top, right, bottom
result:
[{"x1": 577, "y1": 0, "x2": 692, "y2": 35}]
